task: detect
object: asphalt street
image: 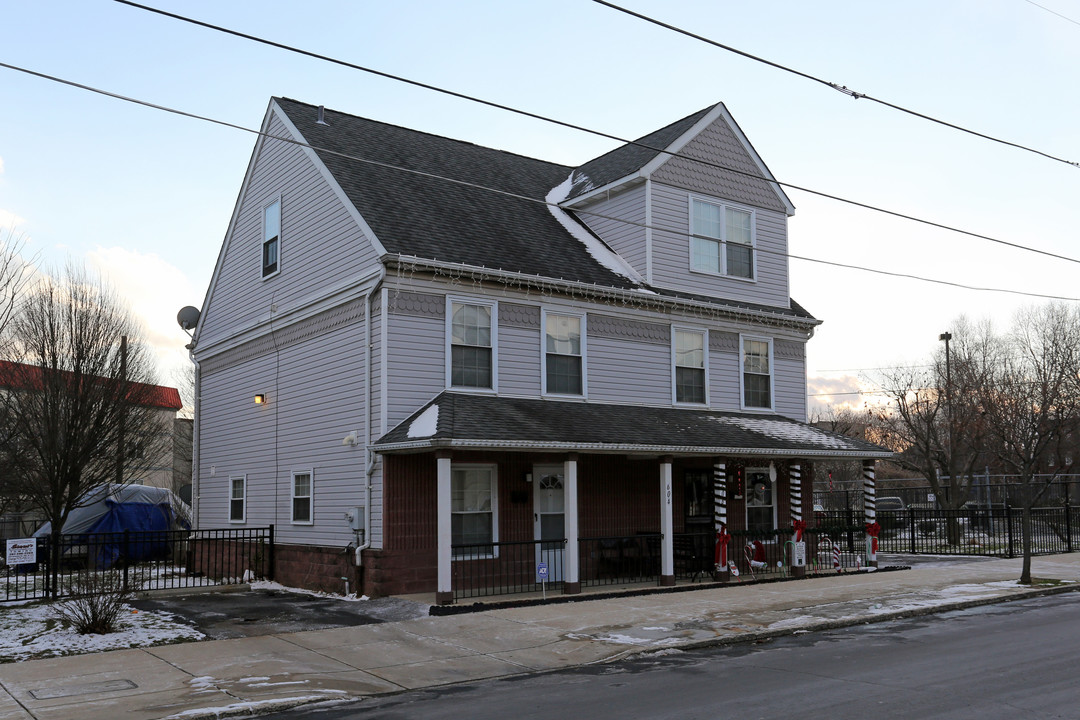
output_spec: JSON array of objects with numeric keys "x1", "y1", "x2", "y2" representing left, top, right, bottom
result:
[{"x1": 266, "y1": 593, "x2": 1080, "y2": 720}]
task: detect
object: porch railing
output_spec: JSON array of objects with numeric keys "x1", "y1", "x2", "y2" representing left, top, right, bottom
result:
[
  {"x1": 451, "y1": 538, "x2": 566, "y2": 600},
  {"x1": 580, "y1": 534, "x2": 662, "y2": 588}
]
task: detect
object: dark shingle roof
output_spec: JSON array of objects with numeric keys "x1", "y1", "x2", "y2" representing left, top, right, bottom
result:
[
  {"x1": 274, "y1": 98, "x2": 814, "y2": 322},
  {"x1": 276, "y1": 98, "x2": 636, "y2": 289},
  {"x1": 374, "y1": 393, "x2": 891, "y2": 458},
  {"x1": 566, "y1": 105, "x2": 716, "y2": 199}
]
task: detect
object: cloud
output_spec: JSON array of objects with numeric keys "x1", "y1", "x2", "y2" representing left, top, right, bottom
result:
[
  {"x1": 808, "y1": 374, "x2": 885, "y2": 415},
  {"x1": 0, "y1": 209, "x2": 27, "y2": 229},
  {"x1": 85, "y1": 246, "x2": 199, "y2": 386},
  {"x1": 0, "y1": 155, "x2": 4, "y2": 173}
]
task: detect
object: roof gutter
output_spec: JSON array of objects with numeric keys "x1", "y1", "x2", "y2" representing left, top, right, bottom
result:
[{"x1": 383, "y1": 255, "x2": 821, "y2": 332}]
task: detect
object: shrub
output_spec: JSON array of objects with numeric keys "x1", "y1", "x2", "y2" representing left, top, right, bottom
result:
[
  {"x1": 51, "y1": 569, "x2": 138, "y2": 635},
  {"x1": 917, "y1": 520, "x2": 938, "y2": 537}
]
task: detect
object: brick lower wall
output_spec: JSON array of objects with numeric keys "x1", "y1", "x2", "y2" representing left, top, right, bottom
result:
[
  {"x1": 360, "y1": 547, "x2": 436, "y2": 597},
  {"x1": 273, "y1": 544, "x2": 359, "y2": 595}
]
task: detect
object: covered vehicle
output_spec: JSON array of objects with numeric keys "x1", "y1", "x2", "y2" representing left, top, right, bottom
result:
[{"x1": 34, "y1": 484, "x2": 191, "y2": 568}]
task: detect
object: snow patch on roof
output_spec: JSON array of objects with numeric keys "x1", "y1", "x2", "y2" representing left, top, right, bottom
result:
[
  {"x1": 711, "y1": 415, "x2": 862, "y2": 450},
  {"x1": 408, "y1": 404, "x2": 440, "y2": 438},
  {"x1": 546, "y1": 174, "x2": 644, "y2": 284}
]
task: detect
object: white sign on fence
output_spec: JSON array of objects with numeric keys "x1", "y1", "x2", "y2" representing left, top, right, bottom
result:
[
  {"x1": 927, "y1": 493, "x2": 936, "y2": 503},
  {"x1": 5, "y1": 538, "x2": 37, "y2": 566},
  {"x1": 792, "y1": 541, "x2": 807, "y2": 567}
]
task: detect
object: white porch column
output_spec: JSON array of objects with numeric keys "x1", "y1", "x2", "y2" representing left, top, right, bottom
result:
[
  {"x1": 863, "y1": 459, "x2": 879, "y2": 568},
  {"x1": 436, "y1": 451, "x2": 453, "y2": 605},
  {"x1": 659, "y1": 456, "x2": 675, "y2": 586},
  {"x1": 563, "y1": 453, "x2": 581, "y2": 594}
]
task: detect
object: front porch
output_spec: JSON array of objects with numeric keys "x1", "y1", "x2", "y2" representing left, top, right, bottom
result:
[{"x1": 372, "y1": 393, "x2": 892, "y2": 604}]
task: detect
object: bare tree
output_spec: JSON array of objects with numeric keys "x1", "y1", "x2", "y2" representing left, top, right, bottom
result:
[
  {"x1": 870, "y1": 317, "x2": 997, "y2": 542},
  {"x1": 0, "y1": 265, "x2": 166, "y2": 549},
  {"x1": 976, "y1": 303, "x2": 1080, "y2": 584},
  {"x1": 0, "y1": 227, "x2": 34, "y2": 521}
]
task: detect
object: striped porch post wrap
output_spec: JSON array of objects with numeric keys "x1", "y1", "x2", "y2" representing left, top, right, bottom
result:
[
  {"x1": 714, "y1": 461, "x2": 727, "y2": 531},
  {"x1": 862, "y1": 459, "x2": 877, "y2": 522},
  {"x1": 789, "y1": 463, "x2": 802, "y2": 528}
]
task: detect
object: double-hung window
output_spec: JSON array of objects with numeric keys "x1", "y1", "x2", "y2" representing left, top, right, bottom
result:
[
  {"x1": 262, "y1": 199, "x2": 281, "y2": 278},
  {"x1": 451, "y1": 465, "x2": 497, "y2": 555},
  {"x1": 674, "y1": 329, "x2": 707, "y2": 404},
  {"x1": 745, "y1": 468, "x2": 775, "y2": 533},
  {"x1": 291, "y1": 470, "x2": 313, "y2": 524},
  {"x1": 449, "y1": 300, "x2": 495, "y2": 390},
  {"x1": 741, "y1": 337, "x2": 773, "y2": 410},
  {"x1": 229, "y1": 476, "x2": 246, "y2": 523},
  {"x1": 543, "y1": 312, "x2": 584, "y2": 396},
  {"x1": 690, "y1": 198, "x2": 755, "y2": 279}
]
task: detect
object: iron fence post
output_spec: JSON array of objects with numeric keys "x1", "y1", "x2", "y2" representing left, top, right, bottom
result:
[
  {"x1": 123, "y1": 530, "x2": 130, "y2": 593},
  {"x1": 1067, "y1": 486, "x2": 1073, "y2": 553},
  {"x1": 909, "y1": 508, "x2": 916, "y2": 554},
  {"x1": 1006, "y1": 506, "x2": 1015, "y2": 558},
  {"x1": 267, "y1": 524, "x2": 275, "y2": 581}
]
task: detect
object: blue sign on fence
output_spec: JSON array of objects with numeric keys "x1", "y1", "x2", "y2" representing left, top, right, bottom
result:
[{"x1": 537, "y1": 562, "x2": 548, "y2": 581}]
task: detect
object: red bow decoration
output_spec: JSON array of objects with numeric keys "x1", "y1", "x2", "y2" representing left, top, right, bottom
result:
[
  {"x1": 792, "y1": 520, "x2": 806, "y2": 542},
  {"x1": 714, "y1": 527, "x2": 731, "y2": 567},
  {"x1": 865, "y1": 521, "x2": 881, "y2": 538}
]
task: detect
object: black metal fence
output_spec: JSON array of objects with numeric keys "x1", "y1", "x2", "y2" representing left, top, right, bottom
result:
[{"x1": 1, "y1": 526, "x2": 274, "y2": 602}]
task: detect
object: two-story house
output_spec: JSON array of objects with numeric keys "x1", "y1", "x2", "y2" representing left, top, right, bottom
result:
[{"x1": 191, "y1": 98, "x2": 889, "y2": 602}]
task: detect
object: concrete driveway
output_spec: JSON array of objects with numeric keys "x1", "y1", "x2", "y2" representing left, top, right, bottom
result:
[{"x1": 130, "y1": 587, "x2": 430, "y2": 639}]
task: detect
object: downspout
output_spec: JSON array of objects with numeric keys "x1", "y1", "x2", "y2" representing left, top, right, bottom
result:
[
  {"x1": 187, "y1": 344, "x2": 201, "y2": 525},
  {"x1": 355, "y1": 267, "x2": 385, "y2": 569}
]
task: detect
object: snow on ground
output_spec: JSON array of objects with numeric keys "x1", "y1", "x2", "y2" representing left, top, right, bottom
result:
[
  {"x1": 249, "y1": 579, "x2": 369, "y2": 602},
  {"x1": 0, "y1": 601, "x2": 204, "y2": 662}
]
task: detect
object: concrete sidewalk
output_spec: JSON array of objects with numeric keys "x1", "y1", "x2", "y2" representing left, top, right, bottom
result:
[{"x1": 1, "y1": 554, "x2": 1077, "y2": 720}]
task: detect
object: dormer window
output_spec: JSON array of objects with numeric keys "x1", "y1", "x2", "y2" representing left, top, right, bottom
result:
[
  {"x1": 690, "y1": 198, "x2": 755, "y2": 279},
  {"x1": 262, "y1": 198, "x2": 281, "y2": 278}
]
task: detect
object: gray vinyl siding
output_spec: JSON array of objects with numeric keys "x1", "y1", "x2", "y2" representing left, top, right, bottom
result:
[
  {"x1": 575, "y1": 184, "x2": 647, "y2": 279},
  {"x1": 385, "y1": 312, "x2": 445, "y2": 430},
  {"x1": 198, "y1": 112, "x2": 382, "y2": 348},
  {"x1": 709, "y1": 346, "x2": 741, "y2": 413},
  {"x1": 498, "y1": 324, "x2": 541, "y2": 397},
  {"x1": 198, "y1": 318, "x2": 368, "y2": 548},
  {"x1": 586, "y1": 333, "x2": 671, "y2": 405},
  {"x1": 773, "y1": 352, "x2": 807, "y2": 422},
  {"x1": 649, "y1": 182, "x2": 789, "y2": 308}
]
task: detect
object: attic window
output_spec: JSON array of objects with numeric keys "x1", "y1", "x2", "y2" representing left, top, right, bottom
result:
[
  {"x1": 690, "y1": 198, "x2": 755, "y2": 280},
  {"x1": 262, "y1": 199, "x2": 280, "y2": 278}
]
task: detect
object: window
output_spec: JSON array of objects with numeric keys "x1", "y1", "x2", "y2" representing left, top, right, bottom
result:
[
  {"x1": 690, "y1": 198, "x2": 755, "y2": 279},
  {"x1": 451, "y1": 466, "x2": 497, "y2": 554},
  {"x1": 745, "y1": 469, "x2": 775, "y2": 533},
  {"x1": 262, "y1": 199, "x2": 280, "y2": 278},
  {"x1": 229, "y1": 476, "x2": 246, "y2": 523},
  {"x1": 292, "y1": 471, "x2": 313, "y2": 524},
  {"x1": 449, "y1": 300, "x2": 495, "y2": 389},
  {"x1": 741, "y1": 337, "x2": 772, "y2": 410},
  {"x1": 674, "y1": 329, "x2": 706, "y2": 404},
  {"x1": 544, "y1": 312, "x2": 584, "y2": 396}
]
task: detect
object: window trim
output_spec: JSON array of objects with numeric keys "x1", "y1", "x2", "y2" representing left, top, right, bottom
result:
[
  {"x1": 744, "y1": 467, "x2": 777, "y2": 533},
  {"x1": 451, "y1": 463, "x2": 499, "y2": 560},
  {"x1": 739, "y1": 335, "x2": 775, "y2": 412},
  {"x1": 671, "y1": 326, "x2": 709, "y2": 406},
  {"x1": 445, "y1": 296, "x2": 498, "y2": 392},
  {"x1": 290, "y1": 469, "x2": 314, "y2": 525},
  {"x1": 228, "y1": 475, "x2": 246, "y2": 524},
  {"x1": 261, "y1": 196, "x2": 281, "y2": 280},
  {"x1": 540, "y1": 309, "x2": 587, "y2": 398},
  {"x1": 687, "y1": 195, "x2": 757, "y2": 281}
]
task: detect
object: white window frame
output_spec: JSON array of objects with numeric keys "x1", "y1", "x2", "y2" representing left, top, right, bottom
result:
[
  {"x1": 739, "y1": 335, "x2": 774, "y2": 412},
  {"x1": 672, "y1": 326, "x2": 709, "y2": 406},
  {"x1": 744, "y1": 467, "x2": 777, "y2": 534},
  {"x1": 445, "y1": 296, "x2": 498, "y2": 392},
  {"x1": 541, "y1": 309, "x2": 587, "y2": 398},
  {"x1": 291, "y1": 469, "x2": 314, "y2": 525},
  {"x1": 688, "y1": 195, "x2": 757, "y2": 281},
  {"x1": 451, "y1": 464, "x2": 499, "y2": 559},
  {"x1": 261, "y1": 196, "x2": 281, "y2": 280},
  {"x1": 229, "y1": 475, "x2": 246, "y2": 524}
]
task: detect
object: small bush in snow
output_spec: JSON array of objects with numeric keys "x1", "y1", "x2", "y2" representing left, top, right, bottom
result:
[{"x1": 51, "y1": 569, "x2": 139, "y2": 635}]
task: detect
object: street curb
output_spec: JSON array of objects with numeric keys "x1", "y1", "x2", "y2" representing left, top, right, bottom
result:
[{"x1": 223, "y1": 580, "x2": 1080, "y2": 719}]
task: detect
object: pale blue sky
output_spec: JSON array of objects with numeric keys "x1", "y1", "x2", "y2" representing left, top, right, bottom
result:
[{"x1": 2, "y1": 0, "x2": 1077, "y2": 410}]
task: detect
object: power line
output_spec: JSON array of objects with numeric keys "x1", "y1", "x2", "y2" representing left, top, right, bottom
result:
[
  {"x1": 111, "y1": 0, "x2": 1080, "y2": 269},
  {"x1": 3, "y1": 59, "x2": 1079, "y2": 305},
  {"x1": 592, "y1": 0, "x2": 1080, "y2": 170},
  {"x1": 1025, "y1": 0, "x2": 1080, "y2": 27}
]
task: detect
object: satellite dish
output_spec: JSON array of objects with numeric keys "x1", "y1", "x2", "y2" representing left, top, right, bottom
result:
[{"x1": 177, "y1": 306, "x2": 201, "y2": 331}]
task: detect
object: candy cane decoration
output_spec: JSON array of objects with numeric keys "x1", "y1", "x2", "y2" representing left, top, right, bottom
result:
[
  {"x1": 790, "y1": 463, "x2": 804, "y2": 542},
  {"x1": 863, "y1": 460, "x2": 878, "y2": 566},
  {"x1": 832, "y1": 538, "x2": 842, "y2": 573},
  {"x1": 714, "y1": 461, "x2": 728, "y2": 573}
]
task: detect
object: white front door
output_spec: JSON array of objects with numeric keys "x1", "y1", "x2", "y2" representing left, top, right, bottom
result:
[{"x1": 533, "y1": 465, "x2": 565, "y2": 581}]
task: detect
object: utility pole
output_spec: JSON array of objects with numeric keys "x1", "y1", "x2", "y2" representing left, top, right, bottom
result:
[{"x1": 115, "y1": 335, "x2": 127, "y2": 485}]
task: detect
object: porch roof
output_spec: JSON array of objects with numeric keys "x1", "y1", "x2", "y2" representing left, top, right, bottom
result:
[{"x1": 373, "y1": 392, "x2": 893, "y2": 459}]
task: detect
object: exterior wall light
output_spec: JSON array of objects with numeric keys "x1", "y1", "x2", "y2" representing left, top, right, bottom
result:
[{"x1": 254, "y1": 394, "x2": 266, "y2": 405}]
